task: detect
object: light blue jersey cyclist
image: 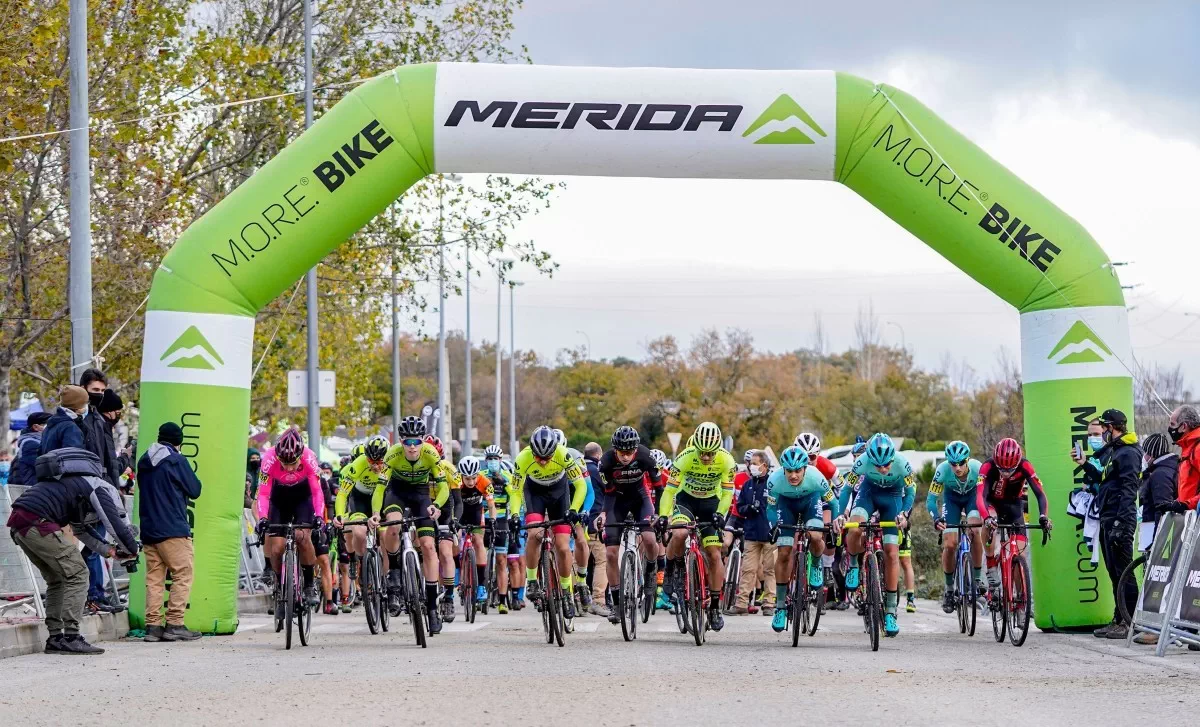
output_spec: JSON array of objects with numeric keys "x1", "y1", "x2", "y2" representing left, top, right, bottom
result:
[
  {"x1": 766, "y1": 466, "x2": 839, "y2": 538},
  {"x1": 926, "y1": 458, "x2": 983, "y2": 525}
]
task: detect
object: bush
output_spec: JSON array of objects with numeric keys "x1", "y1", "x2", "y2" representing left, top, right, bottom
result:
[{"x1": 920, "y1": 440, "x2": 948, "y2": 452}]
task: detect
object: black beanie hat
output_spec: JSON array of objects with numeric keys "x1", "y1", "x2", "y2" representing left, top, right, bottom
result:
[{"x1": 158, "y1": 422, "x2": 184, "y2": 447}]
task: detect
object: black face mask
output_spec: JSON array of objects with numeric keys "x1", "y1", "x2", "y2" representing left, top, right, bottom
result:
[
  {"x1": 248, "y1": 459, "x2": 261, "y2": 474},
  {"x1": 87, "y1": 391, "x2": 103, "y2": 408},
  {"x1": 1169, "y1": 423, "x2": 1187, "y2": 444}
]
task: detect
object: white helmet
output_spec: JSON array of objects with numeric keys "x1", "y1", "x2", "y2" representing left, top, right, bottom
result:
[{"x1": 794, "y1": 432, "x2": 821, "y2": 458}]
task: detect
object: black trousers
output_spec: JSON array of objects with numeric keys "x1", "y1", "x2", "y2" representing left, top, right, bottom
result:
[{"x1": 1099, "y1": 515, "x2": 1138, "y2": 624}]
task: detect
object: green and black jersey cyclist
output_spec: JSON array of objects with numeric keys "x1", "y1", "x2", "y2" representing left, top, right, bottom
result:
[
  {"x1": 481, "y1": 445, "x2": 517, "y2": 613},
  {"x1": 659, "y1": 421, "x2": 737, "y2": 632},
  {"x1": 510, "y1": 425, "x2": 589, "y2": 618},
  {"x1": 925, "y1": 440, "x2": 986, "y2": 613},
  {"x1": 840, "y1": 433, "x2": 917, "y2": 638},
  {"x1": 333, "y1": 436, "x2": 391, "y2": 606},
  {"x1": 380, "y1": 416, "x2": 450, "y2": 634}
]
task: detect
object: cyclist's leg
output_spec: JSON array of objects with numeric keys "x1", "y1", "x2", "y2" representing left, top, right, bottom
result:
[
  {"x1": 941, "y1": 496, "x2": 962, "y2": 589},
  {"x1": 522, "y1": 489, "x2": 549, "y2": 588},
  {"x1": 984, "y1": 503, "x2": 1003, "y2": 591},
  {"x1": 876, "y1": 493, "x2": 903, "y2": 619},
  {"x1": 602, "y1": 495, "x2": 623, "y2": 608},
  {"x1": 436, "y1": 504, "x2": 456, "y2": 602},
  {"x1": 545, "y1": 485, "x2": 575, "y2": 596}
]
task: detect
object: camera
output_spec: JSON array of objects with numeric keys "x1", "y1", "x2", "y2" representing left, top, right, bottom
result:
[{"x1": 122, "y1": 558, "x2": 139, "y2": 573}]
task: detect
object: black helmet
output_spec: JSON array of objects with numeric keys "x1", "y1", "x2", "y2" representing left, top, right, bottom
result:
[
  {"x1": 398, "y1": 416, "x2": 426, "y2": 438},
  {"x1": 364, "y1": 435, "x2": 388, "y2": 462},
  {"x1": 530, "y1": 426, "x2": 558, "y2": 458},
  {"x1": 610, "y1": 425, "x2": 640, "y2": 451}
]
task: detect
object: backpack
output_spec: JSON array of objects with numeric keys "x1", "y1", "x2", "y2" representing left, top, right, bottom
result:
[{"x1": 34, "y1": 447, "x2": 104, "y2": 481}]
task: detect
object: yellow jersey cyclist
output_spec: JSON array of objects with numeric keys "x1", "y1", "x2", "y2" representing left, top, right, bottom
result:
[
  {"x1": 381, "y1": 416, "x2": 449, "y2": 634},
  {"x1": 333, "y1": 435, "x2": 390, "y2": 600},
  {"x1": 510, "y1": 425, "x2": 588, "y2": 618},
  {"x1": 658, "y1": 421, "x2": 737, "y2": 632},
  {"x1": 841, "y1": 433, "x2": 916, "y2": 638},
  {"x1": 425, "y1": 434, "x2": 465, "y2": 622}
]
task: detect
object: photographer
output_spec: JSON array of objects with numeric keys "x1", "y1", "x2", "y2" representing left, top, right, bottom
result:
[
  {"x1": 138, "y1": 422, "x2": 203, "y2": 642},
  {"x1": 4, "y1": 448, "x2": 139, "y2": 655}
]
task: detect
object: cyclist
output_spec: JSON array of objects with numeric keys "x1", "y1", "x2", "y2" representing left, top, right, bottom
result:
[
  {"x1": 426, "y1": 434, "x2": 463, "y2": 622},
  {"x1": 659, "y1": 422, "x2": 737, "y2": 632},
  {"x1": 766, "y1": 446, "x2": 838, "y2": 633},
  {"x1": 795, "y1": 432, "x2": 839, "y2": 585},
  {"x1": 499, "y1": 458, "x2": 527, "y2": 609},
  {"x1": 510, "y1": 426, "x2": 588, "y2": 618},
  {"x1": 381, "y1": 416, "x2": 448, "y2": 634},
  {"x1": 482, "y1": 445, "x2": 515, "y2": 613},
  {"x1": 334, "y1": 436, "x2": 391, "y2": 611},
  {"x1": 977, "y1": 438, "x2": 1052, "y2": 603},
  {"x1": 594, "y1": 426, "x2": 660, "y2": 625},
  {"x1": 566, "y1": 443, "x2": 596, "y2": 611},
  {"x1": 926, "y1": 440, "x2": 985, "y2": 613},
  {"x1": 458, "y1": 456, "x2": 498, "y2": 606},
  {"x1": 841, "y1": 433, "x2": 916, "y2": 638},
  {"x1": 650, "y1": 448, "x2": 672, "y2": 610},
  {"x1": 256, "y1": 427, "x2": 325, "y2": 608}
]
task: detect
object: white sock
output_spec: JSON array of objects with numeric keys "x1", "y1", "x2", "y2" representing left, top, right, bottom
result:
[{"x1": 821, "y1": 553, "x2": 835, "y2": 568}]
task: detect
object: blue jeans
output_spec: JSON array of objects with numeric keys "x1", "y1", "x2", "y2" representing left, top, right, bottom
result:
[{"x1": 84, "y1": 523, "x2": 106, "y2": 602}]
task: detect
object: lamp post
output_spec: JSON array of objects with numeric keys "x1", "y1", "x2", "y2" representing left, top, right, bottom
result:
[
  {"x1": 435, "y1": 174, "x2": 462, "y2": 444},
  {"x1": 507, "y1": 280, "x2": 523, "y2": 456},
  {"x1": 576, "y1": 330, "x2": 591, "y2": 360},
  {"x1": 886, "y1": 320, "x2": 907, "y2": 351},
  {"x1": 463, "y1": 236, "x2": 473, "y2": 456},
  {"x1": 494, "y1": 258, "x2": 512, "y2": 449}
]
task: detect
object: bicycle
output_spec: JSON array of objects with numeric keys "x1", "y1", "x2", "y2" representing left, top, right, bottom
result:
[
  {"x1": 519, "y1": 518, "x2": 572, "y2": 647},
  {"x1": 666, "y1": 522, "x2": 709, "y2": 646},
  {"x1": 841, "y1": 519, "x2": 895, "y2": 652},
  {"x1": 721, "y1": 527, "x2": 744, "y2": 614},
  {"x1": 1117, "y1": 551, "x2": 1148, "y2": 626},
  {"x1": 938, "y1": 522, "x2": 983, "y2": 637},
  {"x1": 255, "y1": 522, "x2": 313, "y2": 650},
  {"x1": 458, "y1": 523, "x2": 480, "y2": 624},
  {"x1": 986, "y1": 522, "x2": 1049, "y2": 647},
  {"x1": 482, "y1": 520, "x2": 497, "y2": 613},
  {"x1": 614, "y1": 517, "x2": 656, "y2": 642},
  {"x1": 342, "y1": 521, "x2": 388, "y2": 635},
  {"x1": 379, "y1": 515, "x2": 429, "y2": 648},
  {"x1": 782, "y1": 522, "x2": 827, "y2": 646}
]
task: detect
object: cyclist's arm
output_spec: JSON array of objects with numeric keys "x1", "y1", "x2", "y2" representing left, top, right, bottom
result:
[
  {"x1": 508, "y1": 469, "x2": 526, "y2": 516},
  {"x1": 568, "y1": 470, "x2": 588, "y2": 512},
  {"x1": 901, "y1": 475, "x2": 916, "y2": 514},
  {"x1": 822, "y1": 484, "x2": 841, "y2": 519},
  {"x1": 716, "y1": 457, "x2": 736, "y2": 516},
  {"x1": 255, "y1": 470, "x2": 273, "y2": 520},
  {"x1": 334, "y1": 478, "x2": 352, "y2": 519},
  {"x1": 659, "y1": 480, "x2": 679, "y2": 518},
  {"x1": 431, "y1": 470, "x2": 450, "y2": 509},
  {"x1": 974, "y1": 464, "x2": 991, "y2": 517},
  {"x1": 1025, "y1": 463, "x2": 1049, "y2": 517},
  {"x1": 926, "y1": 474, "x2": 943, "y2": 520},
  {"x1": 485, "y1": 481, "x2": 498, "y2": 520}
]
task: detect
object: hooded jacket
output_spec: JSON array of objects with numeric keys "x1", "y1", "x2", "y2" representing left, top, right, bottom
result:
[
  {"x1": 39, "y1": 407, "x2": 86, "y2": 454},
  {"x1": 735, "y1": 470, "x2": 772, "y2": 542},
  {"x1": 10, "y1": 427, "x2": 43, "y2": 485},
  {"x1": 1140, "y1": 453, "x2": 1179, "y2": 524},
  {"x1": 1176, "y1": 427, "x2": 1200, "y2": 510},
  {"x1": 79, "y1": 404, "x2": 120, "y2": 486},
  {"x1": 137, "y1": 442, "x2": 203, "y2": 544},
  {"x1": 1096, "y1": 432, "x2": 1142, "y2": 522}
]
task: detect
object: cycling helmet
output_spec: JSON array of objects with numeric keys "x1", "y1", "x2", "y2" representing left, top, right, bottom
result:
[
  {"x1": 994, "y1": 438, "x2": 1022, "y2": 469},
  {"x1": 692, "y1": 422, "x2": 722, "y2": 453},
  {"x1": 339, "y1": 455, "x2": 352, "y2": 469},
  {"x1": 499, "y1": 459, "x2": 515, "y2": 474},
  {"x1": 865, "y1": 433, "x2": 896, "y2": 468},
  {"x1": 484, "y1": 444, "x2": 503, "y2": 459},
  {"x1": 850, "y1": 434, "x2": 868, "y2": 456},
  {"x1": 794, "y1": 432, "x2": 822, "y2": 458},
  {"x1": 530, "y1": 426, "x2": 559, "y2": 458},
  {"x1": 553, "y1": 428, "x2": 566, "y2": 445},
  {"x1": 944, "y1": 440, "x2": 971, "y2": 465},
  {"x1": 351, "y1": 443, "x2": 366, "y2": 460},
  {"x1": 1143, "y1": 432, "x2": 1171, "y2": 461},
  {"x1": 424, "y1": 434, "x2": 444, "y2": 458},
  {"x1": 364, "y1": 435, "x2": 388, "y2": 463},
  {"x1": 651, "y1": 449, "x2": 669, "y2": 470},
  {"x1": 398, "y1": 416, "x2": 426, "y2": 439},
  {"x1": 275, "y1": 428, "x2": 304, "y2": 464},
  {"x1": 457, "y1": 456, "x2": 480, "y2": 478},
  {"x1": 779, "y1": 445, "x2": 810, "y2": 471},
  {"x1": 611, "y1": 425, "x2": 640, "y2": 451}
]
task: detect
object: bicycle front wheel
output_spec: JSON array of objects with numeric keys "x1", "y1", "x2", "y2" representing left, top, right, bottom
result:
[
  {"x1": 404, "y1": 550, "x2": 426, "y2": 648},
  {"x1": 462, "y1": 548, "x2": 477, "y2": 625},
  {"x1": 620, "y1": 549, "x2": 636, "y2": 642},
  {"x1": 363, "y1": 551, "x2": 379, "y2": 635},
  {"x1": 1117, "y1": 554, "x2": 1147, "y2": 626},
  {"x1": 687, "y1": 550, "x2": 705, "y2": 646},
  {"x1": 864, "y1": 550, "x2": 881, "y2": 652},
  {"x1": 722, "y1": 547, "x2": 741, "y2": 613},
  {"x1": 283, "y1": 549, "x2": 296, "y2": 650},
  {"x1": 991, "y1": 576, "x2": 1007, "y2": 643},
  {"x1": 1007, "y1": 556, "x2": 1032, "y2": 647},
  {"x1": 377, "y1": 552, "x2": 390, "y2": 633}
]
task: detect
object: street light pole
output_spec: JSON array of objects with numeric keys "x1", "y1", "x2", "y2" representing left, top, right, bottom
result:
[
  {"x1": 576, "y1": 330, "x2": 591, "y2": 360},
  {"x1": 886, "y1": 321, "x2": 907, "y2": 351},
  {"x1": 303, "y1": 0, "x2": 320, "y2": 455},
  {"x1": 391, "y1": 244, "x2": 401, "y2": 440},
  {"x1": 436, "y1": 191, "x2": 447, "y2": 443},
  {"x1": 507, "y1": 280, "x2": 523, "y2": 456},
  {"x1": 463, "y1": 240, "x2": 472, "y2": 455},
  {"x1": 68, "y1": 0, "x2": 93, "y2": 375},
  {"x1": 494, "y1": 259, "x2": 512, "y2": 449}
]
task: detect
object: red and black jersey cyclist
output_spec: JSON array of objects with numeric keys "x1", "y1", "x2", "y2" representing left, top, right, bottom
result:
[
  {"x1": 594, "y1": 425, "x2": 661, "y2": 624},
  {"x1": 976, "y1": 437, "x2": 1054, "y2": 600}
]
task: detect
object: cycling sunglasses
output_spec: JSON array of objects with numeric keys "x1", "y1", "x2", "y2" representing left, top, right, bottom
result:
[{"x1": 402, "y1": 438, "x2": 423, "y2": 446}]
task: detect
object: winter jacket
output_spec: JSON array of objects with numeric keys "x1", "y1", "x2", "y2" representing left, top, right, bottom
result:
[
  {"x1": 1096, "y1": 432, "x2": 1142, "y2": 522},
  {"x1": 735, "y1": 472, "x2": 772, "y2": 542},
  {"x1": 137, "y1": 443, "x2": 203, "y2": 545},
  {"x1": 585, "y1": 457, "x2": 604, "y2": 532},
  {"x1": 1176, "y1": 427, "x2": 1200, "y2": 510},
  {"x1": 1139, "y1": 454, "x2": 1179, "y2": 524},
  {"x1": 39, "y1": 407, "x2": 86, "y2": 453},
  {"x1": 79, "y1": 405, "x2": 120, "y2": 486},
  {"x1": 7, "y1": 448, "x2": 138, "y2": 556},
  {"x1": 10, "y1": 427, "x2": 42, "y2": 485}
]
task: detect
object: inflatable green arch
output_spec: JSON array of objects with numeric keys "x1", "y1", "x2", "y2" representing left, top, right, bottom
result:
[{"x1": 133, "y1": 64, "x2": 1132, "y2": 633}]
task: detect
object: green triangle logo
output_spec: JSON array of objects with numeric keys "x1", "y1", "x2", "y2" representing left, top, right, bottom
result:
[
  {"x1": 1160, "y1": 518, "x2": 1174, "y2": 561},
  {"x1": 160, "y1": 325, "x2": 224, "y2": 370},
  {"x1": 1046, "y1": 320, "x2": 1113, "y2": 365},
  {"x1": 742, "y1": 94, "x2": 827, "y2": 145}
]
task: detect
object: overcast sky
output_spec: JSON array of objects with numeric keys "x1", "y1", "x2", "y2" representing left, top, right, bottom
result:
[{"x1": 417, "y1": 1, "x2": 1200, "y2": 389}]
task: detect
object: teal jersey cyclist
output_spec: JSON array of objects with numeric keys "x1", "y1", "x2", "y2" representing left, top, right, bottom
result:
[
  {"x1": 926, "y1": 440, "x2": 987, "y2": 613},
  {"x1": 841, "y1": 433, "x2": 916, "y2": 638},
  {"x1": 765, "y1": 446, "x2": 839, "y2": 633}
]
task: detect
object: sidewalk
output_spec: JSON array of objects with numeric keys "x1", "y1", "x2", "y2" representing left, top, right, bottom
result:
[{"x1": 0, "y1": 610, "x2": 130, "y2": 659}]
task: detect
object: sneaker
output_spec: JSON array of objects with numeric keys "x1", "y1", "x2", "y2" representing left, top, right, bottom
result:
[
  {"x1": 808, "y1": 560, "x2": 824, "y2": 588},
  {"x1": 771, "y1": 609, "x2": 787, "y2": 633},
  {"x1": 339, "y1": 601, "x2": 352, "y2": 614},
  {"x1": 732, "y1": 606, "x2": 749, "y2": 615},
  {"x1": 497, "y1": 601, "x2": 509, "y2": 615},
  {"x1": 588, "y1": 602, "x2": 613, "y2": 620},
  {"x1": 906, "y1": 595, "x2": 917, "y2": 613},
  {"x1": 428, "y1": 608, "x2": 443, "y2": 635},
  {"x1": 1133, "y1": 631, "x2": 1159, "y2": 645},
  {"x1": 162, "y1": 624, "x2": 202, "y2": 642},
  {"x1": 526, "y1": 581, "x2": 544, "y2": 608},
  {"x1": 441, "y1": 595, "x2": 456, "y2": 623},
  {"x1": 323, "y1": 601, "x2": 338, "y2": 615},
  {"x1": 832, "y1": 600, "x2": 850, "y2": 611},
  {"x1": 475, "y1": 585, "x2": 487, "y2": 603},
  {"x1": 884, "y1": 613, "x2": 899, "y2": 637},
  {"x1": 941, "y1": 591, "x2": 955, "y2": 614},
  {"x1": 1093, "y1": 621, "x2": 1119, "y2": 638},
  {"x1": 563, "y1": 596, "x2": 576, "y2": 620},
  {"x1": 845, "y1": 566, "x2": 860, "y2": 590},
  {"x1": 655, "y1": 588, "x2": 671, "y2": 611},
  {"x1": 304, "y1": 584, "x2": 319, "y2": 608},
  {"x1": 1105, "y1": 623, "x2": 1130, "y2": 640},
  {"x1": 708, "y1": 607, "x2": 724, "y2": 632},
  {"x1": 575, "y1": 583, "x2": 592, "y2": 608},
  {"x1": 143, "y1": 625, "x2": 165, "y2": 642},
  {"x1": 44, "y1": 634, "x2": 66, "y2": 653},
  {"x1": 762, "y1": 606, "x2": 775, "y2": 616},
  {"x1": 56, "y1": 634, "x2": 105, "y2": 654}
]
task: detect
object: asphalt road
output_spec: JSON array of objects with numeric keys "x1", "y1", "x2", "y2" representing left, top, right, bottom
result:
[{"x1": 2, "y1": 598, "x2": 1198, "y2": 726}]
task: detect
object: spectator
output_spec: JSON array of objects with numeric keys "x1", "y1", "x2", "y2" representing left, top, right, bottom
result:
[
  {"x1": 734, "y1": 451, "x2": 775, "y2": 615},
  {"x1": 11, "y1": 411, "x2": 52, "y2": 485},
  {"x1": 5, "y1": 448, "x2": 139, "y2": 655},
  {"x1": 139, "y1": 422, "x2": 203, "y2": 642},
  {"x1": 1133, "y1": 432, "x2": 1179, "y2": 645},
  {"x1": 246, "y1": 448, "x2": 262, "y2": 502},
  {"x1": 40, "y1": 386, "x2": 88, "y2": 453},
  {"x1": 0, "y1": 451, "x2": 9, "y2": 485},
  {"x1": 98, "y1": 390, "x2": 133, "y2": 492},
  {"x1": 1090, "y1": 408, "x2": 1142, "y2": 639},
  {"x1": 78, "y1": 368, "x2": 120, "y2": 486},
  {"x1": 1167, "y1": 405, "x2": 1200, "y2": 511},
  {"x1": 581, "y1": 442, "x2": 609, "y2": 616}
]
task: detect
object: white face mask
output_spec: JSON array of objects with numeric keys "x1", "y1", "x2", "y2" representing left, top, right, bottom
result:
[{"x1": 749, "y1": 464, "x2": 764, "y2": 477}]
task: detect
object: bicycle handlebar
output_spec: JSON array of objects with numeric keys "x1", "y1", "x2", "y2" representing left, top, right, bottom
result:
[
  {"x1": 992, "y1": 522, "x2": 1052, "y2": 545},
  {"x1": 840, "y1": 520, "x2": 897, "y2": 529},
  {"x1": 518, "y1": 518, "x2": 569, "y2": 531}
]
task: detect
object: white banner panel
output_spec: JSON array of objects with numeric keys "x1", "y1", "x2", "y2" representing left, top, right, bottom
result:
[
  {"x1": 1020, "y1": 306, "x2": 1132, "y2": 384},
  {"x1": 434, "y1": 64, "x2": 836, "y2": 180},
  {"x1": 142, "y1": 311, "x2": 254, "y2": 389}
]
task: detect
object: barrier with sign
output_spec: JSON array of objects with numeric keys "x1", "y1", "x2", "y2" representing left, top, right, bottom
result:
[{"x1": 1126, "y1": 512, "x2": 1200, "y2": 655}]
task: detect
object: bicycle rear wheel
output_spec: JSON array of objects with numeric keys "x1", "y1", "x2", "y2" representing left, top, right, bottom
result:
[
  {"x1": 722, "y1": 547, "x2": 741, "y2": 613},
  {"x1": 283, "y1": 549, "x2": 296, "y2": 650},
  {"x1": 791, "y1": 549, "x2": 806, "y2": 647},
  {"x1": 539, "y1": 549, "x2": 553, "y2": 643},
  {"x1": 363, "y1": 552, "x2": 379, "y2": 635},
  {"x1": 687, "y1": 550, "x2": 704, "y2": 646},
  {"x1": 482, "y1": 547, "x2": 494, "y2": 615},
  {"x1": 808, "y1": 552, "x2": 824, "y2": 637},
  {"x1": 462, "y1": 546, "x2": 477, "y2": 624},
  {"x1": 377, "y1": 552, "x2": 390, "y2": 633},
  {"x1": 864, "y1": 550, "x2": 881, "y2": 652},
  {"x1": 1116, "y1": 554, "x2": 1147, "y2": 626},
  {"x1": 1007, "y1": 556, "x2": 1032, "y2": 647},
  {"x1": 640, "y1": 558, "x2": 654, "y2": 624},
  {"x1": 297, "y1": 593, "x2": 312, "y2": 646},
  {"x1": 955, "y1": 550, "x2": 968, "y2": 634},
  {"x1": 404, "y1": 550, "x2": 426, "y2": 648},
  {"x1": 991, "y1": 574, "x2": 1007, "y2": 643},
  {"x1": 620, "y1": 549, "x2": 636, "y2": 642},
  {"x1": 546, "y1": 552, "x2": 566, "y2": 647}
]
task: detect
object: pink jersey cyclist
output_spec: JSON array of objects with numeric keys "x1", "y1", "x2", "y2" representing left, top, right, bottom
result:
[{"x1": 256, "y1": 446, "x2": 325, "y2": 523}]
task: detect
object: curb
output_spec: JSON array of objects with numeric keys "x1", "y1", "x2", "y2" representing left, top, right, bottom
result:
[{"x1": 0, "y1": 610, "x2": 130, "y2": 659}]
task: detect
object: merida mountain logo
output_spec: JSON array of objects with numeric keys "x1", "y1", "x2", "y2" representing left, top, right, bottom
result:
[
  {"x1": 160, "y1": 326, "x2": 224, "y2": 370},
  {"x1": 1047, "y1": 321, "x2": 1114, "y2": 365},
  {"x1": 742, "y1": 94, "x2": 827, "y2": 145}
]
